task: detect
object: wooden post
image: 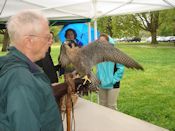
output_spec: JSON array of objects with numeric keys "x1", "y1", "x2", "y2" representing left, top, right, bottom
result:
[{"x1": 64, "y1": 73, "x2": 75, "y2": 131}]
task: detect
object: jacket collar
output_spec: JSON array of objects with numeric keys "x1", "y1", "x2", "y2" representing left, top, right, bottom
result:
[{"x1": 8, "y1": 46, "x2": 40, "y2": 73}]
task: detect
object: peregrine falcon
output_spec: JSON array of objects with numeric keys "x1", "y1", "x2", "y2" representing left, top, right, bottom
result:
[{"x1": 59, "y1": 40, "x2": 143, "y2": 86}]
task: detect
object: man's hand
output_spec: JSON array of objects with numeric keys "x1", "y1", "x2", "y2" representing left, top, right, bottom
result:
[{"x1": 74, "y1": 77, "x2": 91, "y2": 96}]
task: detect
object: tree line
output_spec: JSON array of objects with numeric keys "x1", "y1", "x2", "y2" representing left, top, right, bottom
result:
[{"x1": 97, "y1": 8, "x2": 175, "y2": 44}]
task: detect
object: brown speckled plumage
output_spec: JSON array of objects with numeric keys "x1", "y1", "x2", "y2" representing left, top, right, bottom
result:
[{"x1": 59, "y1": 41, "x2": 144, "y2": 85}]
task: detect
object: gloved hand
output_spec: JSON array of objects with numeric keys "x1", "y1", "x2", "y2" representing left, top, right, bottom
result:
[{"x1": 74, "y1": 77, "x2": 91, "y2": 96}]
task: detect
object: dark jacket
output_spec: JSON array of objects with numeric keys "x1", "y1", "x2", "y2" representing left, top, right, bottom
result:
[
  {"x1": 0, "y1": 47, "x2": 63, "y2": 131},
  {"x1": 36, "y1": 47, "x2": 58, "y2": 83}
]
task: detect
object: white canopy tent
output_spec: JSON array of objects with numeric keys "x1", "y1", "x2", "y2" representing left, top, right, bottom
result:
[
  {"x1": 0, "y1": 0, "x2": 175, "y2": 21},
  {"x1": 0, "y1": 0, "x2": 175, "y2": 40}
]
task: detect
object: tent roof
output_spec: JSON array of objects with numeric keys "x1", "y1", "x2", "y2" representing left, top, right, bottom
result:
[
  {"x1": 49, "y1": 19, "x2": 91, "y2": 26},
  {"x1": 0, "y1": 0, "x2": 175, "y2": 22}
]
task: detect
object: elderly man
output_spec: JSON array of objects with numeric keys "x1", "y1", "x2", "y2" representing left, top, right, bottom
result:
[{"x1": 0, "y1": 10, "x2": 63, "y2": 131}]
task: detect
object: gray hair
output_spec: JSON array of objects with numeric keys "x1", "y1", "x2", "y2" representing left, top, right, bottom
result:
[{"x1": 7, "y1": 10, "x2": 48, "y2": 44}]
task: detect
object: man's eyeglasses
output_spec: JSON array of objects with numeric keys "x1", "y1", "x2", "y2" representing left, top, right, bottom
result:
[{"x1": 27, "y1": 34, "x2": 52, "y2": 42}]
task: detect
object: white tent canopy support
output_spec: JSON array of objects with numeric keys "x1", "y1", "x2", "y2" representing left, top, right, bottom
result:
[
  {"x1": 88, "y1": 22, "x2": 92, "y2": 43},
  {"x1": 94, "y1": 20, "x2": 98, "y2": 40},
  {"x1": 87, "y1": 20, "x2": 98, "y2": 43},
  {"x1": 0, "y1": 0, "x2": 175, "y2": 21}
]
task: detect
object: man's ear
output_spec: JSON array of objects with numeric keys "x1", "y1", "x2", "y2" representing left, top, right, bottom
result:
[{"x1": 24, "y1": 36, "x2": 33, "y2": 49}]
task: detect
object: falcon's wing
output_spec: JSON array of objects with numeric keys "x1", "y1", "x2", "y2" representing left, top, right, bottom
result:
[{"x1": 81, "y1": 41, "x2": 144, "y2": 70}]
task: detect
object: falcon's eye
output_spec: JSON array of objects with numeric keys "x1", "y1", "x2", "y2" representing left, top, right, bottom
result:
[{"x1": 68, "y1": 43, "x2": 72, "y2": 48}]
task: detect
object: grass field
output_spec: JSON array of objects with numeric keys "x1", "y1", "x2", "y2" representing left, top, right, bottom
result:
[
  {"x1": 0, "y1": 42, "x2": 175, "y2": 130},
  {"x1": 116, "y1": 44, "x2": 175, "y2": 131}
]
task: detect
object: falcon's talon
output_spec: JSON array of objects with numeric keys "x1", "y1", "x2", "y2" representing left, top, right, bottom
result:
[{"x1": 82, "y1": 75, "x2": 91, "y2": 85}]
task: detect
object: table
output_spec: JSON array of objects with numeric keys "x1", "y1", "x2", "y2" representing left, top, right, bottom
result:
[{"x1": 63, "y1": 98, "x2": 168, "y2": 131}]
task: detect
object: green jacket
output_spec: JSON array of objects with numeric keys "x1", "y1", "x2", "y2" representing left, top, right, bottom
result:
[{"x1": 0, "y1": 47, "x2": 63, "y2": 131}]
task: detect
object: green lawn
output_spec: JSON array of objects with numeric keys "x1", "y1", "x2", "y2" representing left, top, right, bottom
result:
[
  {"x1": 116, "y1": 44, "x2": 175, "y2": 131},
  {"x1": 1, "y1": 43, "x2": 175, "y2": 130}
]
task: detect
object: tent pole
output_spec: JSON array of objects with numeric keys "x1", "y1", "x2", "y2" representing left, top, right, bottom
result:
[
  {"x1": 88, "y1": 22, "x2": 92, "y2": 43},
  {"x1": 94, "y1": 19, "x2": 98, "y2": 40}
]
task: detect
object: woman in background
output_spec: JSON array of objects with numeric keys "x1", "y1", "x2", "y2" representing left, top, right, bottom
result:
[
  {"x1": 64, "y1": 28, "x2": 83, "y2": 47},
  {"x1": 96, "y1": 33, "x2": 125, "y2": 110}
]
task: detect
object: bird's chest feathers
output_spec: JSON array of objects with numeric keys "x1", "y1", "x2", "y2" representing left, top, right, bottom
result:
[{"x1": 66, "y1": 48, "x2": 80, "y2": 64}]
